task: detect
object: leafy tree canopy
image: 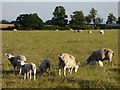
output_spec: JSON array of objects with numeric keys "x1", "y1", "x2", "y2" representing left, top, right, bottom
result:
[
  {"x1": 69, "y1": 11, "x2": 85, "y2": 25},
  {"x1": 0, "y1": 20, "x2": 10, "y2": 24},
  {"x1": 52, "y1": 6, "x2": 68, "y2": 26},
  {"x1": 106, "y1": 13, "x2": 116, "y2": 24},
  {"x1": 15, "y1": 13, "x2": 44, "y2": 30}
]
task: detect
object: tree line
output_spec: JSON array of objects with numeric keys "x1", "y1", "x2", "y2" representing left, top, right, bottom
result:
[{"x1": 1, "y1": 6, "x2": 120, "y2": 30}]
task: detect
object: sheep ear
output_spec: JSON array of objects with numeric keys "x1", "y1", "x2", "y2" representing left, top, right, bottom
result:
[{"x1": 113, "y1": 52, "x2": 115, "y2": 56}]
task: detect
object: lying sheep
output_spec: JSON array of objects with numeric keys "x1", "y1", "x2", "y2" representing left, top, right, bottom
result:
[
  {"x1": 58, "y1": 53, "x2": 79, "y2": 76},
  {"x1": 39, "y1": 58, "x2": 50, "y2": 74},
  {"x1": 18, "y1": 61, "x2": 36, "y2": 80},
  {"x1": 84, "y1": 48, "x2": 114, "y2": 66},
  {"x1": 5, "y1": 53, "x2": 26, "y2": 74}
]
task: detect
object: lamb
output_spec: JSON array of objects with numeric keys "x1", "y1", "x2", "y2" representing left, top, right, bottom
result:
[
  {"x1": 39, "y1": 58, "x2": 51, "y2": 74},
  {"x1": 99, "y1": 30, "x2": 104, "y2": 34},
  {"x1": 5, "y1": 53, "x2": 26, "y2": 74},
  {"x1": 18, "y1": 61, "x2": 36, "y2": 80},
  {"x1": 84, "y1": 48, "x2": 114, "y2": 66},
  {"x1": 58, "y1": 53, "x2": 79, "y2": 76}
]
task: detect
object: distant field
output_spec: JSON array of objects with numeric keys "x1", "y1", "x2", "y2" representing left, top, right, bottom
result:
[{"x1": 2, "y1": 30, "x2": 120, "y2": 88}]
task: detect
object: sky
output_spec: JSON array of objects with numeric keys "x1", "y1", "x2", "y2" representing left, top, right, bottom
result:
[{"x1": 1, "y1": 0, "x2": 119, "y2": 23}]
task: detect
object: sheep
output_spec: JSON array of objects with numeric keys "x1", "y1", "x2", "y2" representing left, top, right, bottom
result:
[
  {"x1": 58, "y1": 53, "x2": 79, "y2": 76},
  {"x1": 39, "y1": 58, "x2": 50, "y2": 74},
  {"x1": 5, "y1": 53, "x2": 26, "y2": 74},
  {"x1": 79, "y1": 30, "x2": 83, "y2": 32},
  {"x1": 99, "y1": 30, "x2": 104, "y2": 34},
  {"x1": 84, "y1": 48, "x2": 114, "y2": 66},
  {"x1": 88, "y1": 30, "x2": 92, "y2": 34},
  {"x1": 13, "y1": 29, "x2": 17, "y2": 31},
  {"x1": 18, "y1": 61, "x2": 36, "y2": 80}
]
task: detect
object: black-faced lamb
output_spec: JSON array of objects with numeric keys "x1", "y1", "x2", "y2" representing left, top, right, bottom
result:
[
  {"x1": 5, "y1": 53, "x2": 26, "y2": 74},
  {"x1": 18, "y1": 61, "x2": 36, "y2": 80}
]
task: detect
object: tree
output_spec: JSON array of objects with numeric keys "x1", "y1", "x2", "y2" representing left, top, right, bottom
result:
[
  {"x1": 116, "y1": 17, "x2": 120, "y2": 24},
  {"x1": 69, "y1": 11, "x2": 85, "y2": 25},
  {"x1": 88, "y1": 8, "x2": 103, "y2": 28},
  {"x1": 95, "y1": 16, "x2": 103, "y2": 24},
  {"x1": 85, "y1": 14, "x2": 92, "y2": 24},
  {"x1": 89, "y1": 8, "x2": 97, "y2": 25},
  {"x1": 106, "y1": 13, "x2": 116, "y2": 24},
  {"x1": 52, "y1": 6, "x2": 68, "y2": 27},
  {"x1": 15, "y1": 13, "x2": 44, "y2": 30},
  {"x1": 0, "y1": 20, "x2": 10, "y2": 24}
]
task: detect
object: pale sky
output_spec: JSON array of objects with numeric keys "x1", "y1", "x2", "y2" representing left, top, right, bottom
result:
[{"x1": 1, "y1": 0, "x2": 119, "y2": 23}]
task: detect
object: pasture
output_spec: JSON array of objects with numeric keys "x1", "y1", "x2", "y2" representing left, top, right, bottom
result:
[{"x1": 2, "y1": 30, "x2": 120, "y2": 88}]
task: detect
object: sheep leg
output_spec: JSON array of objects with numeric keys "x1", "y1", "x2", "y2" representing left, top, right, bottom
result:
[
  {"x1": 33, "y1": 69, "x2": 36, "y2": 80},
  {"x1": 29, "y1": 70, "x2": 32, "y2": 80},
  {"x1": 14, "y1": 66, "x2": 17, "y2": 74},
  {"x1": 27, "y1": 72, "x2": 29, "y2": 79},
  {"x1": 64, "y1": 66, "x2": 66, "y2": 76},
  {"x1": 58, "y1": 69, "x2": 61, "y2": 76},
  {"x1": 19, "y1": 68, "x2": 22, "y2": 74},
  {"x1": 24, "y1": 73, "x2": 27, "y2": 79},
  {"x1": 70, "y1": 67, "x2": 73, "y2": 74}
]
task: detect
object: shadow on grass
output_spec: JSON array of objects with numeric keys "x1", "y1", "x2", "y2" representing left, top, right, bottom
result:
[
  {"x1": 2, "y1": 70, "x2": 15, "y2": 74},
  {"x1": 78, "y1": 79, "x2": 119, "y2": 89}
]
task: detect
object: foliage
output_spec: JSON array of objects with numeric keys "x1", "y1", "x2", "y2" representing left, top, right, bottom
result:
[
  {"x1": 0, "y1": 20, "x2": 10, "y2": 24},
  {"x1": 85, "y1": 15, "x2": 92, "y2": 24},
  {"x1": 52, "y1": 6, "x2": 68, "y2": 27},
  {"x1": 69, "y1": 11, "x2": 85, "y2": 25},
  {"x1": 15, "y1": 13, "x2": 44, "y2": 30},
  {"x1": 116, "y1": 17, "x2": 120, "y2": 24},
  {"x1": 106, "y1": 13, "x2": 116, "y2": 24},
  {"x1": 88, "y1": 8, "x2": 103, "y2": 27}
]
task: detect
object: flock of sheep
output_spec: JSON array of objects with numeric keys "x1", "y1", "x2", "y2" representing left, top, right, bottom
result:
[
  {"x1": 5, "y1": 48, "x2": 114, "y2": 80},
  {"x1": 73, "y1": 29, "x2": 105, "y2": 34}
]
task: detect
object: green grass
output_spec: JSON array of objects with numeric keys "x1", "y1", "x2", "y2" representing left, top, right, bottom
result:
[{"x1": 2, "y1": 30, "x2": 120, "y2": 88}]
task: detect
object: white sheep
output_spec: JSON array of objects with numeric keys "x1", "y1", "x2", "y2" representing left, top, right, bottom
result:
[
  {"x1": 79, "y1": 30, "x2": 83, "y2": 32},
  {"x1": 13, "y1": 29, "x2": 17, "y2": 31},
  {"x1": 88, "y1": 30, "x2": 92, "y2": 34},
  {"x1": 99, "y1": 30, "x2": 104, "y2": 34},
  {"x1": 58, "y1": 53, "x2": 79, "y2": 76},
  {"x1": 84, "y1": 48, "x2": 114, "y2": 66},
  {"x1": 18, "y1": 61, "x2": 36, "y2": 80},
  {"x1": 5, "y1": 53, "x2": 26, "y2": 74},
  {"x1": 39, "y1": 58, "x2": 51, "y2": 74}
]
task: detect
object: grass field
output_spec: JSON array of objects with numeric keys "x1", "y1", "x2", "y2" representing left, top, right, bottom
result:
[{"x1": 2, "y1": 30, "x2": 120, "y2": 89}]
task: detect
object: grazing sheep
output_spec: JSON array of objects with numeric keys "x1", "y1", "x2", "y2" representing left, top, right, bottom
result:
[
  {"x1": 99, "y1": 30, "x2": 104, "y2": 34},
  {"x1": 5, "y1": 53, "x2": 26, "y2": 74},
  {"x1": 39, "y1": 58, "x2": 51, "y2": 74},
  {"x1": 18, "y1": 61, "x2": 36, "y2": 80},
  {"x1": 58, "y1": 53, "x2": 79, "y2": 76},
  {"x1": 88, "y1": 30, "x2": 92, "y2": 34},
  {"x1": 84, "y1": 48, "x2": 114, "y2": 66}
]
